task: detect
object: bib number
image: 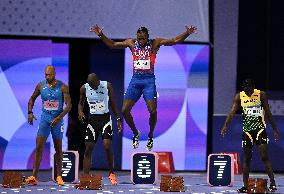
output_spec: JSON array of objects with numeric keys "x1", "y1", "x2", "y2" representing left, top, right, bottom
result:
[
  {"x1": 134, "y1": 59, "x2": 151, "y2": 70},
  {"x1": 44, "y1": 100, "x2": 59, "y2": 111},
  {"x1": 89, "y1": 100, "x2": 106, "y2": 114},
  {"x1": 244, "y1": 106, "x2": 262, "y2": 117}
]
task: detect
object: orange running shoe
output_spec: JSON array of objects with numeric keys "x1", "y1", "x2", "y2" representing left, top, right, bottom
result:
[
  {"x1": 108, "y1": 173, "x2": 117, "y2": 185},
  {"x1": 25, "y1": 176, "x2": 38, "y2": 185},
  {"x1": 56, "y1": 176, "x2": 64, "y2": 186}
]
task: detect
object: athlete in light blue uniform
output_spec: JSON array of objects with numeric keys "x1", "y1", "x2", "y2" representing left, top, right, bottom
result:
[
  {"x1": 78, "y1": 73, "x2": 122, "y2": 185},
  {"x1": 90, "y1": 24, "x2": 197, "y2": 151},
  {"x1": 27, "y1": 65, "x2": 72, "y2": 186}
]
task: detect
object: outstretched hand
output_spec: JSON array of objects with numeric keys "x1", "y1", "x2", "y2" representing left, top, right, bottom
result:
[
  {"x1": 90, "y1": 24, "x2": 103, "y2": 36},
  {"x1": 78, "y1": 112, "x2": 86, "y2": 124},
  {"x1": 220, "y1": 126, "x2": 228, "y2": 138},
  {"x1": 117, "y1": 120, "x2": 123, "y2": 133},
  {"x1": 274, "y1": 130, "x2": 280, "y2": 142},
  {"x1": 51, "y1": 116, "x2": 61, "y2": 128},
  {"x1": 185, "y1": 25, "x2": 197, "y2": 34},
  {"x1": 28, "y1": 113, "x2": 37, "y2": 125}
]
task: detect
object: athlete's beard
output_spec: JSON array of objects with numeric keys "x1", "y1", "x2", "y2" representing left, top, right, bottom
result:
[
  {"x1": 244, "y1": 88, "x2": 254, "y2": 97},
  {"x1": 47, "y1": 78, "x2": 55, "y2": 85},
  {"x1": 139, "y1": 42, "x2": 147, "y2": 47},
  {"x1": 89, "y1": 82, "x2": 99, "y2": 90}
]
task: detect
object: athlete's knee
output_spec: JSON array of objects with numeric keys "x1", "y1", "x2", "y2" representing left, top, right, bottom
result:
[
  {"x1": 84, "y1": 145, "x2": 93, "y2": 157},
  {"x1": 103, "y1": 142, "x2": 112, "y2": 151},
  {"x1": 122, "y1": 107, "x2": 131, "y2": 116},
  {"x1": 54, "y1": 149, "x2": 62, "y2": 156},
  {"x1": 35, "y1": 144, "x2": 45, "y2": 153},
  {"x1": 54, "y1": 143, "x2": 62, "y2": 153},
  {"x1": 85, "y1": 146, "x2": 93, "y2": 154},
  {"x1": 243, "y1": 159, "x2": 251, "y2": 166},
  {"x1": 243, "y1": 155, "x2": 252, "y2": 164},
  {"x1": 148, "y1": 108, "x2": 157, "y2": 116},
  {"x1": 260, "y1": 154, "x2": 269, "y2": 162},
  {"x1": 104, "y1": 146, "x2": 111, "y2": 153}
]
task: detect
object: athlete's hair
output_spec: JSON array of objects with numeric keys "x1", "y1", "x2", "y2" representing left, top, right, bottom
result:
[
  {"x1": 242, "y1": 78, "x2": 255, "y2": 88},
  {"x1": 137, "y1": 27, "x2": 149, "y2": 38}
]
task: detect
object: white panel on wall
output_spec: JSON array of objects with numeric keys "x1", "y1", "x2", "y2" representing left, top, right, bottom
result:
[{"x1": 0, "y1": 0, "x2": 208, "y2": 42}]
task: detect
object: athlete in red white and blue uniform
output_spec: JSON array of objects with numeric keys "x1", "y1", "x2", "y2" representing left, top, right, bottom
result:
[{"x1": 90, "y1": 24, "x2": 197, "y2": 151}]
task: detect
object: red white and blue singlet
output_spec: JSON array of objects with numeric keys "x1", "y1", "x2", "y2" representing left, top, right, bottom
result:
[
  {"x1": 124, "y1": 40, "x2": 157, "y2": 101},
  {"x1": 131, "y1": 40, "x2": 156, "y2": 76}
]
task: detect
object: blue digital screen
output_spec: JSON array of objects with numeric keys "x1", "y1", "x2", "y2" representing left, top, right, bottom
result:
[
  {"x1": 132, "y1": 153, "x2": 157, "y2": 184},
  {"x1": 208, "y1": 155, "x2": 232, "y2": 186},
  {"x1": 53, "y1": 152, "x2": 77, "y2": 183}
]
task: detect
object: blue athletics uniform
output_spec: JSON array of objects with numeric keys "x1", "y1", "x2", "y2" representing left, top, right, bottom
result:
[{"x1": 38, "y1": 80, "x2": 64, "y2": 140}]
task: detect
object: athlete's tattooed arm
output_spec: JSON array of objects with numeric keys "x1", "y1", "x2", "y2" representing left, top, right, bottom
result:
[
  {"x1": 89, "y1": 24, "x2": 133, "y2": 49},
  {"x1": 28, "y1": 82, "x2": 41, "y2": 125},
  {"x1": 107, "y1": 82, "x2": 122, "y2": 133},
  {"x1": 221, "y1": 93, "x2": 241, "y2": 137},
  {"x1": 260, "y1": 91, "x2": 280, "y2": 141},
  {"x1": 152, "y1": 25, "x2": 197, "y2": 52}
]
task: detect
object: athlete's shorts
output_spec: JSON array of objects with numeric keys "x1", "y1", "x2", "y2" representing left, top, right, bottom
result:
[
  {"x1": 124, "y1": 75, "x2": 157, "y2": 102},
  {"x1": 242, "y1": 128, "x2": 269, "y2": 148},
  {"x1": 85, "y1": 113, "x2": 112, "y2": 143},
  {"x1": 38, "y1": 114, "x2": 64, "y2": 140}
]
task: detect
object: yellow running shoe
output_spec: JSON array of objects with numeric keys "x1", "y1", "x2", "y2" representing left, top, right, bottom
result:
[
  {"x1": 25, "y1": 176, "x2": 38, "y2": 185},
  {"x1": 132, "y1": 130, "x2": 141, "y2": 149},
  {"x1": 108, "y1": 173, "x2": 117, "y2": 185},
  {"x1": 56, "y1": 176, "x2": 64, "y2": 186}
]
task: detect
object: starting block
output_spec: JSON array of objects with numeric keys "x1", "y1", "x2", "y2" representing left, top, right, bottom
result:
[
  {"x1": 75, "y1": 174, "x2": 103, "y2": 190},
  {"x1": 52, "y1": 150, "x2": 79, "y2": 183},
  {"x1": 2, "y1": 171, "x2": 25, "y2": 188},
  {"x1": 248, "y1": 178, "x2": 268, "y2": 193},
  {"x1": 207, "y1": 153, "x2": 234, "y2": 186},
  {"x1": 156, "y1": 152, "x2": 175, "y2": 173},
  {"x1": 131, "y1": 152, "x2": 158, "y2": 184},
  {"x1": 160, "y1": 175, "x2": 185, "y2": 192}
]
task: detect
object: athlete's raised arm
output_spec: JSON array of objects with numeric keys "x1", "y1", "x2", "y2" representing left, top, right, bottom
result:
[
  {"x1": 152, "y1": 25, "x2": 197, "y2": 52},
  {"x1": 90, "y1": 24, "x2": 134, "y2": 49}
]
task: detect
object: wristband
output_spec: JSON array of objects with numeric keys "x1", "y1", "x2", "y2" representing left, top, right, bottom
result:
[
  {"x1": 116, "y1": 117, "x2": 121, "y2": 121},
  {"x1": 28, "y1": 111, "x2": 33, "y2": 114}
]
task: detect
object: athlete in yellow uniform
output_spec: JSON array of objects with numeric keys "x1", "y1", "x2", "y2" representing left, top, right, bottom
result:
[{"x1": 221, "y1": 79, "x2": 280, "y2": 193}]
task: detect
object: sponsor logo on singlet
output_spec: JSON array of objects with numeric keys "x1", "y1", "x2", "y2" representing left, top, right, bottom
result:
[
  {"x1": 243, "y1": 106, "x2": 263, "y2": 117},
  {"x1": 89, "y1": 100, "x2": 106, "y2": 114},
  {"x1": 43, "y1": 100, "x2": 59, "y2": 111}
]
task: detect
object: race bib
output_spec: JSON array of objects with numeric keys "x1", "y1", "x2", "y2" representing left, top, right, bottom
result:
[
  {"x1": 43, "y1": 100, "x2": 59, "y2": 111},
  {"x1": 134, "y1": 59, "x2": 151, "y2": 70},
  {"x1": 244, "y1": 106, "x2": 263, "y2": 117},
  {"x1": 89, "y1": 100, "x2": 106, "y2": 114}
]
